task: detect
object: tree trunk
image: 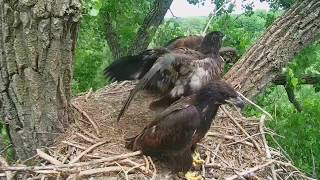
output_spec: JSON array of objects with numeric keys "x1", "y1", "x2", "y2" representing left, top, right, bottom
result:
[
  {"x1": 128, "y1": 0, "x2": 173, "y2": 55},
  {"x1": 224, "y1": 0, "x2": 320, "y2": 98},
  {"x1": 104, "y1": 12, "x2": 125, "y2": 59},
  {"x1": 0, "y1": 0, "x2": 81, "y2": 160}
]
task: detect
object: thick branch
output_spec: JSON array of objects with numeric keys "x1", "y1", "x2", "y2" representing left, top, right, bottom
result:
[
  {"x1": 225, "y1": 0, "x2": 320, "y2": 98},
  {"x1": 273, "y1": 74, "x2": 320, "y2": 85},
  {"x1": 128, "y1": 0, "x2": 173, "y2": 55},
  {"x1": 284, "y1": 84, "x2": 303, "y2": 112},
  {"x1": 104, "y1": 13, "x2": 124, "y2": 59}
]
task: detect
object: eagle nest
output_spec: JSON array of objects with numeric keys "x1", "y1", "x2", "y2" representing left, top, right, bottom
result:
[{"x1": 4, "y1": 81, "x2": 313, "y2": 180}]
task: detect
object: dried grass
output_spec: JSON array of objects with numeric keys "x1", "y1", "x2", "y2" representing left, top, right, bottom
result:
[{"x1": 0, "y1": 81, "x2": 314, "y2": 180}]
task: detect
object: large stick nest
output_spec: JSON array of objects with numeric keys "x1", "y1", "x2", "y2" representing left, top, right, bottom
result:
[{"x1": 0, "y1": 81, "x2": 313, "y2": 180}]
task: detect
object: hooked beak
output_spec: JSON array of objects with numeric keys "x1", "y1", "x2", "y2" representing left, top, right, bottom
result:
[{"x1": 225, "y1": 96, "x2": 245, "y2": 110}]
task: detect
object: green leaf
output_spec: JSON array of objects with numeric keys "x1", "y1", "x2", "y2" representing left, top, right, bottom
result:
[
  {"x1": 290, "y1": 77, "x2": 298, "y2": 88},
  {"x1": 89, "y1": 8, "x2": 99, "y2": 16}
]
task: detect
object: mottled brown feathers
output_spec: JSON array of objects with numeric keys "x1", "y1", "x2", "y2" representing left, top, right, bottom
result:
[
  {"x1": 125, "y1": 81, "x2": 244, "y2": 172},
  {"x1": 117, "y1": 31, "x2": 225, "y2": 122}
]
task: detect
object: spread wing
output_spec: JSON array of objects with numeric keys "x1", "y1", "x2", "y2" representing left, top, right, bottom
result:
[
  {"x1": 127, "y1": 105, "x2": 201, "y2": 152},
  {"x1": 117, "y1": 53, "x2": 195, "y2": 122}
]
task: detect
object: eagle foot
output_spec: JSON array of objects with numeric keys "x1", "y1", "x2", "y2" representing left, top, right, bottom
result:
[
  {"x1": 192, "y1": 151, "x2": 205, "y2": 167},
  {"x1": 181, "y1": 171, "x2": 203, "y2": 180}
]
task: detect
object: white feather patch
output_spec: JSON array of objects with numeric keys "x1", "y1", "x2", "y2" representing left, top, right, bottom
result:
[
  {"x1": 151, "y1": 126, "x2": 156, "y2": 134},
  {"x1": 190, "y1": 67, "x2": 209, "y2": 91},
  {"x1": 170, "y1": 80, "x2": 185, "y2": 97}
]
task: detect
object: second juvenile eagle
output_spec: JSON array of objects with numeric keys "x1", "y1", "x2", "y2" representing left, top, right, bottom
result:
[{"x1": 117, "y1": 31, "x2": 224, "y2": 122}]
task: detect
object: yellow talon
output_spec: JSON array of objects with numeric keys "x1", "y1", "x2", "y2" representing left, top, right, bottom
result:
[
  {"x1": 192, "y1": 151, "x2": 205, "y2": 167},
  {"x1": 184, "y1": 171, "x2": 203, "y2": 180}
]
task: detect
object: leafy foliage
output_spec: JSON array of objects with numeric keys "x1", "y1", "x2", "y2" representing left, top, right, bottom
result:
[
  {"x1": 73, "y1": 15, "x2": 109, "y2": 94},
  {"x1": 99, "y1": 0, "x2": 153, "y2": 55}
]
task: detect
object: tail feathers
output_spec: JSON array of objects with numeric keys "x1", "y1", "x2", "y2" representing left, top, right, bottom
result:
[
  {"x1": 169, "y1": 149, "x2": 193, "y2": 172},
  {"x1": 117, "y1": 54, "x2": 176, "y2": 122}
]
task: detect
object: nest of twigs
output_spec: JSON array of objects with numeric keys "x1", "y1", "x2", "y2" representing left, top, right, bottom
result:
[{"x1": 0, "y1": 81, "x2": 314, "y2": 179}]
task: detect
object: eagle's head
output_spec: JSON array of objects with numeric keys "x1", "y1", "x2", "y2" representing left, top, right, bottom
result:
[
  {"x1": 201, "y1": 31, "x2": 224, "y2": 53},
  {"x1": 198, "y1": 80, "x2": 245, "y2": 110}
]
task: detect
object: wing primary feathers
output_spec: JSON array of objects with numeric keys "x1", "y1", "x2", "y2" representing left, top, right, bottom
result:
[{"x1": 117, "y1": 54, "x2": 176, "y2": 122}]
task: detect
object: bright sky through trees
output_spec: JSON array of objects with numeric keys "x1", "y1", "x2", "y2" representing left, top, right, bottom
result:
[{"x1": 165, "y1": 0, "x2": 270, "y2": 17}]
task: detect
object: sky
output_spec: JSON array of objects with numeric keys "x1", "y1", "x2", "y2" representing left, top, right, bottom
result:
[{"x1": 165, "y1": 0, "x2": 270, "y2": 17}]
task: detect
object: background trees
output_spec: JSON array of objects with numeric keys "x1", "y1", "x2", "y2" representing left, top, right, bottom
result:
[
  {"x1": 74, "y1": 0, "x2": 319, "y2": 176},
  {"x1": 0, "y1": 0, "x2": 319, "y2": 176}
]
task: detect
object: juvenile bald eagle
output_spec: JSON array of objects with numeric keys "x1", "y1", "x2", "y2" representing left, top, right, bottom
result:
[
  {"x1": 104, "y1": 33, "x2": 227, "y2": 82},
  {"x1": 125, "y1": 80, "x2": 245, "y2": 172},
  {"x1": 117, "y1": 31, "x2": 224, "y2": 121}
]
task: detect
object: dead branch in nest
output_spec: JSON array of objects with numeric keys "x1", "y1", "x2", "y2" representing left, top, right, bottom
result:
[
  {"x1": 61, "y1": 141, "x2": 87, "y2": 150},
  {"x1": 76, "y1": 125, "x2": 100, "y2": 141},
  {"x1": 225, "y1": 160, "x2": 275, "y2": 180},
  {"x1": 0, "y1": 151, "x2": 142, "y2": 172},
  {"x1": 0, "y1": 156, "x2": 13, "y2": 180},
  {"x1": 72, "y1": 101, "x2": 100, "y2": 136},
  {"x1": 259, "y1": 115, "x2": 277, "y2": 180},
  {"x1": 75, "y1": 132, "x2": 97, "y2": 144},
  {"x1": 198, "y1": 143, "x2": 236, "y2": 170},
  {"x1": 237, "y1": 92, "x2": 273, "y2": 119},
  {"x1": 221, "y1": 106, "x2": 263, "y2": 154},
  {"x1": 69, "y1": 140, "x2": 110, "y2": 164},
  {"x1": 206, "y1": 132, "x2": 254, "y2": 147},
  {"x1": 85, "y1": 88, "x2": 93, "y2": 102},
  {"x1": 224, "y1": 132, "x2": 263, "y2": 147},
  {"x1": 78, "y1": 166, "x2": 131, "y2": 177},
  {"x1": 143, "y1": 155, "x2": 149, "y2": 173},
  {"x1": 121, "y1": 159, "x2": 150, "y2": 175},
  {"x1": 148, "y1": 156, "x2": 157, "y2": 180},
  {"x1": 36, "y1": 149, "x2": 63, "y2": 165}
]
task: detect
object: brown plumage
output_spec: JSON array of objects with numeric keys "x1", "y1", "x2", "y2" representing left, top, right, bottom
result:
[
  {"x1": 125, "y1": 80, "x2": 245, "y2": 172},
  {"x1": 166, "y1": 35, "x2": 203, "y2": 50},
  {"x1": 104, "y1": 32, "x2": 237, "y2": 82},
  {"x1": 117, "y1": 31, "x2": 225, "y2": 122}
]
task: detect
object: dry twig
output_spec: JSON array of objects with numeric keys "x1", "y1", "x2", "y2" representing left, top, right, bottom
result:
[
  {"x1": 75, "y1": 132, "x2": 97, "y2": 144},
  {"x1": 69, "y1": 140, "x2": 109, "y2": 164},
  {"x1": 72, "y1": 101, "x2": 100, "y2": 136},
  {"x1": 61, "y1": 141, "x2": 86, "y2": 150},
  {"x1": 221, "y1": 106, "x2": 263, "y2": 154},
  {"x1": 237, "y1": 92, "x2": 273, "y2": 119},
  {"x1": 225, "y1": 160, "x2": 275, "y2": 180},
  {"x1": 259, "y1": 115, "x2": 277, "y2": 180},
  {"x1": 78, "y1": 166, "x2": 130, "y2": 177},
  {"x1": 206, "y1": 132, "x2": 254, "y2": 147},
  {"x1": 148, "y1": 156, "x2": 157, "y2": 180},
  {"x1": 0, "y1": 151, "x2": 142, "y2": 172},
  {"x1": 0, "y1": 156, "x2": 13, "y2": 180},
  {"x1": 85, "y1": 88, "x2": 93, "y2": 101},
  {"x1": 36, "y1": 149, "x2": 63, "y2": 165}
]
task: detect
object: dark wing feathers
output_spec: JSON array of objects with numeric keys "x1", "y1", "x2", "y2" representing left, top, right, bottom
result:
[
  {"x1": 117, "y1": 54, "x2": 177, "y2": 122},
  {"x1": 126, "y1": 105, "x2": 201, "y2": 152},
  {"x1": 104, "y1": 48, "x2": 169, "y2": 81}
]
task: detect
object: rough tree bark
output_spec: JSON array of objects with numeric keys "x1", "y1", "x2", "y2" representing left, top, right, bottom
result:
[
  {"x1": 225, "y1": 0, "x2": 320, "y2": 98},
  {"x1": 128, "y1": 0, "x2": 173, "y2": 55},
  {"x1": 0, "y1": 0, "x2": 81, "y2": 159}
]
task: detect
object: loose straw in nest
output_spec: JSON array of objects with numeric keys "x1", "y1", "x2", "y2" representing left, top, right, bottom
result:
[{"x1": 0, "y1": 81, "x2": 314, "y2": 180}]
